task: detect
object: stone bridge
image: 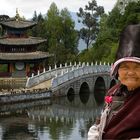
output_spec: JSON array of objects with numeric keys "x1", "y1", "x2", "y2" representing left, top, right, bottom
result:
[{"x1": 26, "y1": 62, "x2": 117, "y2": 98}]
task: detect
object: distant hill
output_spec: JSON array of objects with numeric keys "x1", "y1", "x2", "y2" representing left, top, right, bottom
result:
[
  {"x1": 70, "y1": 12, "x2": 86, "y2": 51},
  {"x1": 70, "y1": 12, "x2": 83, "y2": 30}
]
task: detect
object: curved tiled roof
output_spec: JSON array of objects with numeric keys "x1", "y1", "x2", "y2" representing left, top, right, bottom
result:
[
  {"x1": 0, "y1": 19, "x2": 37, "y2": 29},
  {"x1": 0, "y1": 51, "x2": 53, "y2": 60},
  {"x1": 0, "y1": 37, "x2": 47, "y2": 45}
]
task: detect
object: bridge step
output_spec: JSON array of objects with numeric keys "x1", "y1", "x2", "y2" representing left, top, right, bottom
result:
[{"x1": 27, "y1": 79, "x2": 52, "y2": 90}]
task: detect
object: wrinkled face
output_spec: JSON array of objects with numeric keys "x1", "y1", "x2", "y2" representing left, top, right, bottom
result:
[{"x1": 118, "y1": 61, "x2": 140, "y2": 91}]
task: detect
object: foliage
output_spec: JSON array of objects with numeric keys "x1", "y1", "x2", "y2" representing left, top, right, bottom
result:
[
  {"x1": 77, "y1": 0, "x2": 104, "y2": 50},
  {"x1": 60, "y1": 8, "x2": 78, "y2": 54},
  {"x1": 119, "y1": 1, "x2": 140, "y2": 29},
  {"x1": 45, "y1": 3, "x2": 78, "y2": 64},
  {"x1": 0, "y1": 15, "x2": 10, "y2": 36},
  {"x1": 31, "y1": 12, "x2": 45, "y2": 37},
  {"x1": 29, "y1": 0, "x2": 140, "y2": 64},
  {"x1": 30, "y1": 3, "x2": 78, "y2": 65},
  {"x1": 78, "y1": 0, "x2": 140, "y2": 63},
  {"x1": 0, "y1": 64, "x2": 8, "y2": 72}
]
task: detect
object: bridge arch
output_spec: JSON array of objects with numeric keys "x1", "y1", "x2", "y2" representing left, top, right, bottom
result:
[
  {"x1": 79, "y1": 82, "x2": 90, "y2": 104},
  {"x1": 67, "y1": 88, "x2": 75, "y2": 102},
  {"x1": 94, "y1": 76, "x2": 106, "y2": 104},
  {"x1": 79, "y1": 82, "x2": 90, "y2": 94}
]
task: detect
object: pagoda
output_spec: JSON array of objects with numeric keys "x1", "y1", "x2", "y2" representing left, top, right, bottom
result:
[{"x1": 0, "y1": 10, "x2": 52, "y2": 77}]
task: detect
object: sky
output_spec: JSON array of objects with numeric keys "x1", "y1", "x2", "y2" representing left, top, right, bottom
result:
[{"x1": 0, "y1": 0, "x2": 117, "y2": 19}]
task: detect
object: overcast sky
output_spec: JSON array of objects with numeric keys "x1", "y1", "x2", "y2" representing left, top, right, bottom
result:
[{"x1": 0, "y1": 0, "x2": 117, "y2": 18}]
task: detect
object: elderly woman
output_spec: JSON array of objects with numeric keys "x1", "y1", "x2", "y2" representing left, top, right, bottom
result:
[{"x1": 88, "y1": 24, "x2": 140, "y2": 140}]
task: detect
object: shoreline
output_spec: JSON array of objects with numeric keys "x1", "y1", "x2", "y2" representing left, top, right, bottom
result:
[{"x1": 0, "y1": 89, "x2": 52, "y2": 105}]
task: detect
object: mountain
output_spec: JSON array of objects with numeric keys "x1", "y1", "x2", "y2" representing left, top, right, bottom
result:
[
  {"x1": 70, "y1": 12, "x2": 83, "y2": 30},
  {"x1": 70, "y1": 12, "x2": 86, "y2": 51}
]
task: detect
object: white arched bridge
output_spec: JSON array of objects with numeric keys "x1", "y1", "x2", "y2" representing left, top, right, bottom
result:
[{"x1": 26, "y1": 62, "x2": 117, "y2": 98}]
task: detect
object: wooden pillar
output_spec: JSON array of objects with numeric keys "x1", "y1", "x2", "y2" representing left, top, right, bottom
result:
[
  {"x1": 26, "y1": 63, "x2": 30, "y2": 76},
  {"x1": 9, "y1": 63, "x2": 14, "y2": 73}
]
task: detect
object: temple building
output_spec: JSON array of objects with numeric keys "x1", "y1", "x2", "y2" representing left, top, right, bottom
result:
[{"x1": 0, "y1": 10, "x2": 52, "y2": 77}]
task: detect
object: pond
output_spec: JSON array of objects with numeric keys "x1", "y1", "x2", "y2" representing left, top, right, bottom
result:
[{"x1": 0, "y1": 91, "x2": 105, "y2": 140}]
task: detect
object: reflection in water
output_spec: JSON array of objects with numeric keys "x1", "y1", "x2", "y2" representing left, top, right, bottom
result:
[
  {"x1": 79, "y1": 82, "x2": 90, "y2": 104},
  {"x1": 94, "y1": 89, "x2": 106, "y2": 105},
  {"x1": 0, "y1": 93, "x2": 103, "y2": 140},
  {"x1": 94, "y1": 77, "x2": 106, "y2": 105},
  {"x1": 67, "y1": 88, "x2": 75, "y2": 102}
]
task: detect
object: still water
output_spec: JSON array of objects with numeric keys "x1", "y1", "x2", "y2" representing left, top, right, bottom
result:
[{"x1": 0, "y1": 92, "x2": 105, "y2": 140}]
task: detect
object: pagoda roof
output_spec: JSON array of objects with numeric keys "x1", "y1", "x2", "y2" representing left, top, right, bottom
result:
[
  {"x1": 0, "y1": 51, "x2": 53, "y2": 61},
  {"x1": 0, "y1": 19, "x2": 37, "y2": 29},
  {"x1": 0, "y1": 37, "x2": 46, "y2": 45}
]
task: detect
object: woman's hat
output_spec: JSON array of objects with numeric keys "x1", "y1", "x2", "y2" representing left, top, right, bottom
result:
[{"x1": 111, "y1": 24, "x2": 140, "y2": 78}]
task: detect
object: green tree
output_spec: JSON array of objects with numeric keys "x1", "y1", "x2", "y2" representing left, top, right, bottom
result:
[
  {"x1": 32, "y1": 11, "x2": 38, "y2": 22},
  {"x1": 31, "y1": 12, "x2": 45, "y2": 37},
  {"x1": 77, "y1": 0, "x2": 104, "y2": 50},
  {"x1": 78, "y1": 13, "x2": 116, "y2": 63},
  {"x1": 106, "y1": 6, "x2": 122, "y2": 39},
  {"x1": 44, "y1": 2, "x2": 62, "y2": 64},
  {"x1": 119, "y1": 1, "x2": 140, "y2": 29},
  {"x1": 0, "y1": 15, "x2": 10, "y2": 36},
  {"x1": 81, "y1": 0, "x2": 140, "y2": 63},
  {"x1": 91, "y1": 11, "x2": 120, "y2": 62},
  {"x1": 60, "y1": 8, "x2": 78, "y2": 55},
  {"x1": 44, "y1": 3, "x2": 78, "y2": 64},
  {"x1": 30, "y1": 3, "x2": 79, "y2": 64}
]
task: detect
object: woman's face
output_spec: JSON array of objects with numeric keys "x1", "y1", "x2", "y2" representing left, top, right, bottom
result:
[{"x1": 118, "y1": 61, "x2": 140, "y2": 91}]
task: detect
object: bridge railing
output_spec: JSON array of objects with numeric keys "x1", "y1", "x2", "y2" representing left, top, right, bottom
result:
[
  {"x1": 26, "y1": 63, "x2": 74, "y2": 88},
  {"x1": 26, "y1": 62, "x2": 111, "y2": 89},
  {"x1": 51, "y1": 63, "x2": 111, "y2": 89}
]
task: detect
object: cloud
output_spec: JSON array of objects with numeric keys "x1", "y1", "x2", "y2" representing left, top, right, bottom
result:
[
  {"x1": 0, "y1": 0, "x2": 117, "y2": 18},
  {"x1": 97, "y1": 0, "x2": 117, "y2": 13}
]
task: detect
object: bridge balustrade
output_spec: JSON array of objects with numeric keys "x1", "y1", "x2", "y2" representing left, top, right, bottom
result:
[
  {"x1": 51, "y1": 64, "x2": 111, "y2": 89},
  {"x1": 26, "y1": 65, "x2": 73, "y2": 88},
  {"x1": 25, "y1": 62, "x2": 111, "y2": 90}
]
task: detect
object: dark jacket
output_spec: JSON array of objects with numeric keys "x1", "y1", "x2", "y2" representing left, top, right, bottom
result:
[{"x1": 102, "y1": 84, "x2": 140, "y2": 140}]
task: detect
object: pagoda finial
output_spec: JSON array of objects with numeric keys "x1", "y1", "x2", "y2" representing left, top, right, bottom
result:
[{"x1": 15, "y1": 8, "x2": 20, "y2": 21}]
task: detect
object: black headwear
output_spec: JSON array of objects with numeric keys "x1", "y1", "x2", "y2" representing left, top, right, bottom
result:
[
  {"x1": 116, "y1": 24, "x2": 140, "y2": 60},
  {"x1": 111, "y1": 24, "x2": 140, "y2": 78}
]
